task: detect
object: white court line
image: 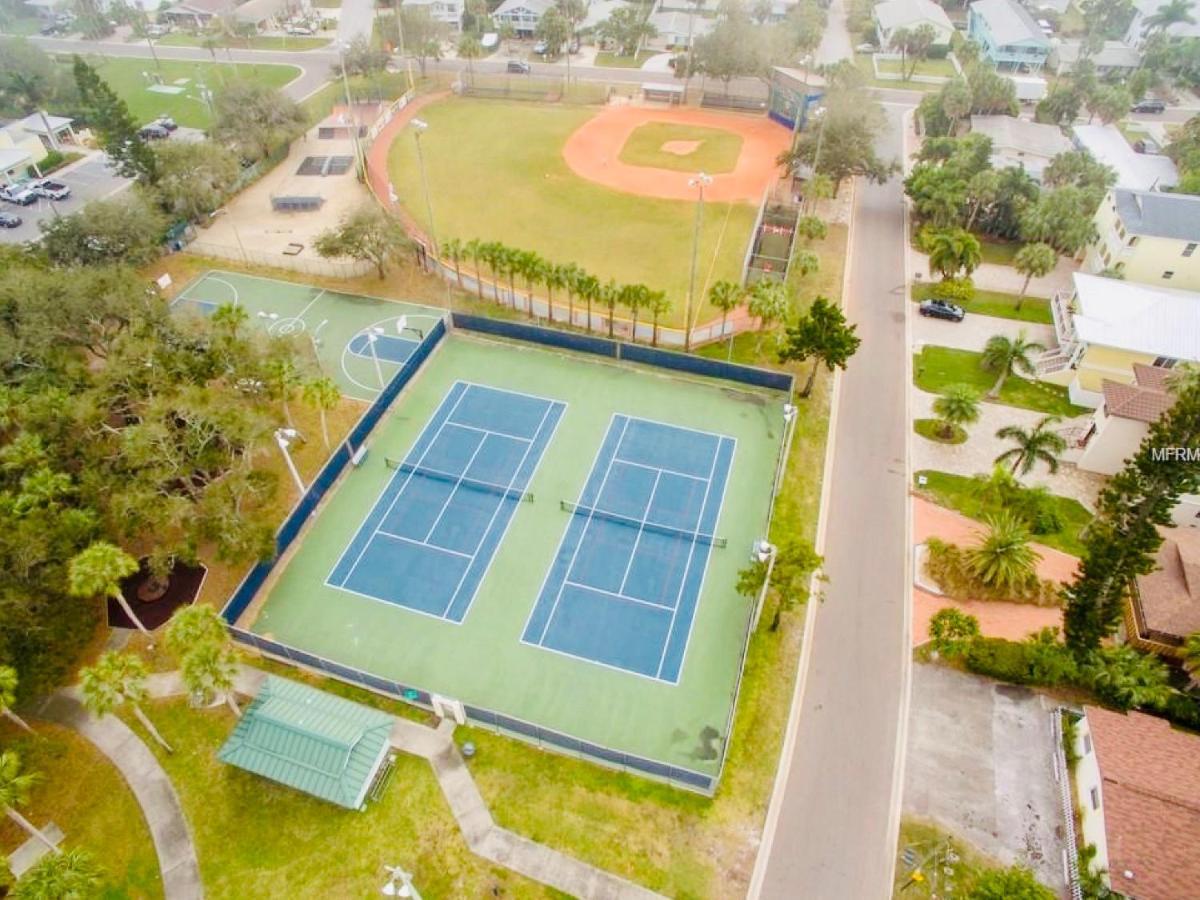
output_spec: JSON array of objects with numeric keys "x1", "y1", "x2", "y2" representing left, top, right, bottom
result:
[
  {"x1": 533, "y1": 416, "x2": 631, "y2": 646},
  {"x1": 374, "y1": 530, "x2": 473, "y2": 560},
  {"x1": 421, "y1": 432, "x2": 488, "y2": 543},
  {"x1": 439, "y1": 421, "x2": 536, "y2": 444},
  {"x1": 618, "y1": 470, "x2": 661, "y2": 596},
  {"x1": 609, "y1": 457, "x2": 707, "y2": 483},
  {"x1": 563, "y1": 580, "x2": 676, "y2": 612}
]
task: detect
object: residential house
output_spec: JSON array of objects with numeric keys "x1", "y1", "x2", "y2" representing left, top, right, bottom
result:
[
  {"x1": 160, "y1": 0, "x2": 234, "y2": 28},
  {"x1": 11, "y1": 112, "x2": 76, "y2": 152},
  {"x1": 1072, "y1": 124, "x2": 1178, "y2": 193},
  {"x1": 1041, "y1": 272, "x2": 1200, "y2": 407},
  {"x1": 1085, "y1": 189, "x2": 1200, "y2": 290},
  {"x1": 493, "y1": 0, "x2": 554, "y2": 36},
  {"x1": 402, "y1": 0, "x2": 464, "y2": 31},
  {"x1": 1069, "y1": 364, "x2": 1200, "y2": 528},
  {"x1": 646, "y1": 9, "x2": 715, "y2": 50},
  {"x1": 872, "y1": 0, "x2": 955, "y2": 49},
  {"x1": 580, "y1": 0, "x2": 634, "y2": 33},
  {"x1": 1070, "y1": 706, "x2": 1200, "y2": 899},
  {"x1": 1049, "y1": 39, "x2": 1140, "y2": 76},
  {"x1": 1130, "y1": 519, "x2": 1200, "y2": 649},
  {"x1": 1125, "y1": 0, "x2": 1200, "y2": 49},
  {"x1": 967, "y1": 0, "x2": 1051, "y2": 72},
  {"x1": 0, "y1": 116, "x2": 59, "y2": 183},
  {"x1": 969, "y1": 114, "x2": 1071, "y2": 181}
]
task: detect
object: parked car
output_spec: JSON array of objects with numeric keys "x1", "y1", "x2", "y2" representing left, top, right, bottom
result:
[
  {"x1": 533, "y1": 40, "x2": 547, "y2": 55},
  {"x1": 154, "y1": 115, "x2": 178, "y2": 131},
  {"x1": 0, "y1": 212, "x2": 21, "y2": 228},
  {"x1": 855, "y1": 42, "x2": 877, "y2": 53},
  {"x1": 919, "y1": 298, "x2": 965, "y2": 322},
  {"x1": 0, "y1": 184, "x2": 38, "y2": 206},
  {"x1": 1132, "y1": 98, "x2": 1166, "y2": 113},
  {"x1": 145, "y1": 23, "x2": 170, "y2": 36},
  {"x1": 506, "y1": 60, "x2": 531, "y2": 74},
  {"x1": 38, "y1": 22, "x2": 65, "y2": 35},
  {"x1": 1134, "y1": 137, "x2": 1162, "y2": 155},
  {"x1": 32, "y1": 180, "x2": 70, "y2": 201},
  {"x1": 138, "y1": 123, "x2": 170, "y2": 141},
  {"x1": 286, "y1": 24, "x2": 315, "y2": 35}
]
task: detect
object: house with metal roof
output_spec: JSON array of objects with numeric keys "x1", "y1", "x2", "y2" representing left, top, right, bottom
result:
[
  {"x1": 969, "y1": 114, "x2": 1071, "y2": 181},
  {"x1": 967, "y1": 0, "x2": 1051, "y2": 71},
  {"x1": 1049, "y1": 39, "x2": 1140, "y2": 76},
  {"x1": 1072, "y1": 124, "x2": 1178, "y2": 193},
  {"x1": 493, "y1": 0, "x2": 554, "y2": 36},
  {"x1": 1084, "y1": 188, "x2": 1200, "y2": 289},
  {"x1": 218, "y1": 675, "x2": 394, "y2": 810},
  {"x1": 873, "y1": 0, "x2": 955, "y2": 49}
]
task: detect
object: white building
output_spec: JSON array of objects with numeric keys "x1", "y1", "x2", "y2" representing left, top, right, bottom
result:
[
  {"x1": 646, "y1": 9, "x2": 715, "y2": 49},
  {"x1": 872, "y1": 0, "x2": 956, "y2": 48},
  {"x1": 1049, "y1": 39, "x2": 1140, "y2": 76},
  {"x1": 969, "y1": 114, "x2": 1071, "y2": 181},
  {"x1": 403, "y1": 0, "x2": 463, "y2": 31},
  {"x1": 493, "y1": 0, "x2": 554, "y2": 36},
  {"x1": 1072, "y1": 123, "x2": 1178, "y2": 192}
]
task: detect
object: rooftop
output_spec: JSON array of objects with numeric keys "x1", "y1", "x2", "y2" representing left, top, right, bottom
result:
[
  {"x1": 969, "y1": 0, "x2": 1050, "y2": 47},
  {"x1": 13, "y1": 113, "x2": 73, "y2": 135},
  {"x1": 1072, "y1": 124, "x2": 1178, "y2": 192},
  {"x1": 1100, "y1": 364, "x2": 1177, "y2": 424},
  {"x1": 873, "y1": 0, "x2": 954, "y2": 35},
  {"x1": 217, "y1": 675, "x2": 393, "y2": 809},
  {"x1": 1085, "y1": 704, "x2": 1200, "y2": 900},
  {"x1": 0, "y1": 147, "x2": 32, "y2": 171},
  {"x1": 1069, "y1": 272, "x2": 1200, "y2": 363},
  {"x1": 970, "y1": 115, "x2": 1072, "y2": 159},
  {"x1": 494, "y1": 0, "x2": 554, "y2": 15},
  {"x1": 1135, "y1": 525, "x2": 1200, "y2": 640},
  {"x1": 1113, "y1": 188, "x2": 1200, "y2": 242},
  {"x1": 1053, "y1": 39, "x2": 1141, "y2": 69}
]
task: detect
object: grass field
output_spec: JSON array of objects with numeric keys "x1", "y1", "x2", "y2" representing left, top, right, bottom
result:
[
  {"x1": 977, "y1": 238, "x2": 1021, "y2": 266},
  {"x1": 60, "y1": 55, "x2": 300, "y2": 128},
  {"x1": 594, "y1": 50, "x2": 657, "y2": 68},
  {"x1": 875, "y1": 56, "x2": 958, "y2": 79},
  {"x1": 386, "y1": 98, "x2": 758, "y2": 325},
  {"x1": 854, "y1": 56, "x2": 943, "y2": 92},
  {"x1": 157, "y1": 33, "x2": 331, "y2": 51},
  {"x1": 913, "y1": 346, "x2": 1088, "y2": 416},
  {"x1": 912, "y1": 283, "x2": 1052, "y2": 324},
  {"x1": 618, "y1": 121, "x2": 743, "y2": 174},
  {"x1": 0, "y1": 721, "x2": 163, "y2": 899}
]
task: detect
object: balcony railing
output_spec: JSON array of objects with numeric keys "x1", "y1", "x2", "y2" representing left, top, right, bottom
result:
[{"x1": 1051, "y1": 290, "x2": 1078, "y2": 345}]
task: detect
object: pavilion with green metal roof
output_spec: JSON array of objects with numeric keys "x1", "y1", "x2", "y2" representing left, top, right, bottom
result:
[{"x1": 218, "y1": 675, "x2": 394, "y2": 810}]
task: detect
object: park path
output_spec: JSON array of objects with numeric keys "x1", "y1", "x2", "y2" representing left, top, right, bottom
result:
[{"x1": 39, "y1": 691, "x2": 204, "y2": 900}]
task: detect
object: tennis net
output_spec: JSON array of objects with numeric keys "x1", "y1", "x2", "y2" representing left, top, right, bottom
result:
[
  {"x1": 559, "y1": 500, "x2": 726, "y2": 548},
  {"x1": 385, "y1": 457, "x2": 534, "y2": 502}
]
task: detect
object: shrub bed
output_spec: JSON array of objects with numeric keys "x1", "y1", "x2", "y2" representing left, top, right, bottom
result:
[{"x1": 924, "y1": 537, "x2": 1062, "y2": 606}]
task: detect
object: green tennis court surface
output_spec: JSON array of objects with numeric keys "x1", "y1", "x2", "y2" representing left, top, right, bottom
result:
[
  {"x1": 172, "y1": 271, "x2": 444, "y2": 401},
  {"x1": 242, "y1": 330, "x2": 786, "y2": 779}
]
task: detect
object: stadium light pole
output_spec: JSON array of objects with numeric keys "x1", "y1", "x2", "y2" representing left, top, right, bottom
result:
[
  {"x1": 381, "y1": 865, "x2": 422, "y2": 899},
  {"x1": 366, "y1": 326, "x2": 386, "y2": 389},
  {"x1": 275, "y1": 428, "x2": 306, "y2": 495},
  {"x1": 410, "y1": 118, "x2": 452, "y2": 311},
  {"x1": 685, "y1": 172, "x2": 713, "y2": 353},
  {"x1": 338, "y1": 41, "x2": 365, "y2": 181}
]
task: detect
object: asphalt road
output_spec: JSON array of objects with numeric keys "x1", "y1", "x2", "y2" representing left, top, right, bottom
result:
[
  {"x1": 0, "y1": 154, "x2": 129, "y2": 245},
  {"x1": 815, "y1": 0, "x2": 854, "y2": 66},
  {"x1": 337, "y1": 0, "x2": 376, "y2": 47},
  {"x1": 753, "y1": 104, "x2": 912, "y2": 899}
]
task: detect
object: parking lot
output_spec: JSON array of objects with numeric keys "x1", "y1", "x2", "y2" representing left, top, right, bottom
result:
[{"x1": 0, "y1": 154, "x2": 131, "y2": 245}]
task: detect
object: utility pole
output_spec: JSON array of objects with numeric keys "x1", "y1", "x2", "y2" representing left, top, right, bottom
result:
[{"x1": 685, "y1": 172, "x2": 712, "y2": 352}]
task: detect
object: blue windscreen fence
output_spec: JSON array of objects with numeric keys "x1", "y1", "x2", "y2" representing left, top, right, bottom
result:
[{"x1": 450, "y1": 313, "x2": 794, "y2": 393}]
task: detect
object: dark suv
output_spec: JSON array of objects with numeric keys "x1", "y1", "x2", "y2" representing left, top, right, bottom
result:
[
  {"x1": 919, "y1": 298, "x2": 966, "y2": 321},
  {"x1": 1131, "y1": 98, "x2": 1166, "y2": 114}
]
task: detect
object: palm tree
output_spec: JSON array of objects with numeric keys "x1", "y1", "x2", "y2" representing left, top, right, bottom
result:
[
  {"x1": 544, "y1": 264, "x2": 568, "y2": 324},
  {"x1": 302, "y1": 377, "x2": 340, "y2": 450},
  {"x1": 747, "y1": 278, "x2": 789, "y2": 353},
  {"x1": 0, "y1": 666, "x2": 34, "y2": 735},
  {"x1": 1083, "y1": 646, "x2": 1172, "y2": 709},
  {"x1": 994, "y1": 416, "x2": 1067, "y2": 476},
  {"x1": 926, "y1": 227, "x2": 982, "y2": 280},
  {"x1": 1183, "y1": 631, "x2": 1200, "y2": 686},
  {"x1": 0, "y1": 751, "x2": 58, "y2": 853},
  {"x1": 803, "y1": 173, "x2": 834, "y2": 215},
  {"x1": 1145, "y1": 0, "x2": 1196, "y2": 33},
  {"x1": 1013, "y1": 242, "x2": 1057, "y2": 309},
  {"x1": 646, "y1": 289, "x2": 670, "y2": 346},
  {"x1": 457, "y1": 33, "x2": 483, "y2": 82},
  {"x1": 499, "y1": 246, "x2": 520, "y2": 309},
  {"x1": 211, "y1": 302, "x2": 249, "y2": 339},
  {"x1": 81, "y1": 652, "x2": 173, "y2": 753},
  {"x1": 601, "y1": 279, "x2": 620, "y2": 338},
  {"x1": 519, "y1": 251, "x2": 547, "y2": 320},
  {"x1": 181, "y1": 642, "x2": 240, "y2": 716},
  {"x1": 792, "y1": 249, "x2": 820, "y2": 279},
  {"x1": 620, "y1": 284, "x2": 645, "y2": 342},
  {"x1": 708, "y1": 280, "x2": 744, "y2": 359},
  {"x1": 264, "y1": 354, "x2": 301, "y2": 427},
  {"x1": 464, "y1": 239, "x2": 485, "y2": 302},
  {"x1": 967, "y1": 512, "x2": 1041, "y2": 594},
  {"x1": 561, "y1": 263, "x2": 583, "y2": 327},
  {"x1": 577, "y1": 273, "x2": 600, "y2": 333},
  {"x1": 67, "y1": 542, "x2": 148, "y2": 638},
  {"x1": 442, "y1": 237, "x2": 464, "y2": 291},
  {"x1": 932, "y1": 384, "x2": 981, "y2": 440},
  {"x1": 12, "y1": 847, "x2": 101, "y2": 899},
  {"x1": 164, "y1": 605, "x2": 227, "y2": 657},
  {"x1": 980, "y1": 332, "x2": 1045, "y2": 398}
]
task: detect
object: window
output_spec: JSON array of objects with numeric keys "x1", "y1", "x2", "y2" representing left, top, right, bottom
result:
[
  {"x1": 1117, "y1": 224, "x2": 1126, "y2": 240},
  {"x1": 1153, "y1": 357, "x2": 1179, "y2": 368},
  {"x1": 1163, "y1": 270, "x2": 1175, "y2": 279},
  {"x1": 1091, "y1": 787, "x2": 1100, "y2": 810},
  {"x1": 1083, "y1": 734, "x2": 1092, "y2": 754},
  {"x1": 1185, "y1": 243, "x2": 1198, "y2": 257},
  {"x1": 1128, "y1": 236, "x2": 1139, "y2": 247},
  {"x1": 1102, "y1": 249, "x2": 1112, "y2": 266}
]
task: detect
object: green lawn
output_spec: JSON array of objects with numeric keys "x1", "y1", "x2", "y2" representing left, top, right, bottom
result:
[
  {"x1": 157, "y1": 33, "x2": 331, "y2": 51},
  {"x1": 875, "y1": 56, "x2": 958, "y2": 79},
  {"x1": 0, "y1": 721, "x2": 163, "y2": 899},
  {"x1": 914, "y1": 418, "x2": 967, "y2": 444},
  {"x1": 896, "y1": 818, "x2": 1005, "y2": 898},
  {"x1": 386, "y1": 97, "x2": 758, "y2": 325},
  {"x1": 914, "y1": 469, "x2": 1092, "y2": 556},
  {"x1": 912, "y1": 282, "x2": 1052, "y2": 324},
  {"x1": 853, "y1": 56, "x2": 943, "y2": 92},
  {"x1": 0, "y1": 12, "x2": 44, "y2": 35},
  {"x1": 977, "y1": 238, "x2": 1020, "y2": 266},
  {"x1": 913, "y1": 345, "x2": 1088, "y2": 416},
  {"x1": 57, "y1": 55, "x2": 301, "y2": 129},
  {"x1": 594, "y1": 50, "x2": 657, "y2": 68},
  {"x1": 618, "y1": 121, "x2": 743, "y2": 174}
]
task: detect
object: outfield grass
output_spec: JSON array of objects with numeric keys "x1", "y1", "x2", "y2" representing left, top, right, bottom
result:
[
  {"x1": 157, "y1": 33, "x2": 331, "y2": 51},
  {"x1": 914, "y1": 469, "x2": 1092, "y2": 556},
  {"x1": 912, "y1": 282, "x2": 1052, "y2": 324},
  {"x1": 0, "y1": 720, "x2": 163, "y2": 899},
  {"x1": 913, "y1": 345, "x2": 1088, "y2": 416},
  {"x1": 618, "y1": 121, "x2": 743, "y2": 174},
  {"x1": 387, "y1": 97, "x2": 758, "y2": 325},
  {"x1": 594, "y1": 50, "x2": 657, "y2": 68},
  {"x1": 60, "y1": 55, "x2": 300, "y2": 128}
]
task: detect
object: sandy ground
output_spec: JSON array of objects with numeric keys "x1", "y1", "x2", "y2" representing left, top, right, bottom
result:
[{"x1": 561, "y1": 105, "x2": 791, "y2": 202}]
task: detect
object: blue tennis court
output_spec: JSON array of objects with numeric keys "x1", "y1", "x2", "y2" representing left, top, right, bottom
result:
[
  {"x1": 522, "y1": 416, "x2": 735, "y2": 683},
  {"x1": 347, "y1": 332, "x2": 421, "y2": 365},
  {"x1": 327, "y1": 381, "x2": 566, "y2": 623}
]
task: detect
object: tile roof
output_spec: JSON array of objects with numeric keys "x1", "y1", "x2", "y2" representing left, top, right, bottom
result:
[
  {"x1": 1070, "y1": 273, "x2": 1200, "y2": 363},
  {"x1": 1084, "y1": 705, "x2": 1200, "y2": 900},
  {"x1": 1135, "y1": 527, "x2": 1200, "y2": 639},
  {"x1": 218, "y1": 676, "x2": 393, "y2": 809},
  {"x1": 1114, "y1": 188, "x2": 1200, "y2": 242},
  {"x1": 970, "y1": 0, "x2": 1049, "y2": 47},
  {"x1": 1100, "y1": 378, "x2": 1175, "y2": 424}
]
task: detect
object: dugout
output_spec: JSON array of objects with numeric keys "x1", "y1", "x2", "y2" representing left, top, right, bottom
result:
[{"x1": 642, "y1": 82, "x2": 684, "y2": 105}]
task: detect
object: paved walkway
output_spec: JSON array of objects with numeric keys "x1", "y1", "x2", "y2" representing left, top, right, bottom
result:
[
  {"x1": 911, "y1": 388, "x2": 1105, "y2": 508},
  {"x1": 39, "y1": 691, "x2": 203, "y2": 900},
  {"x1": 137, "y1": 666, "x2": 663, "y2": 900},
  {"x1": 913, "y1": 311, "x2": 1055, "y2": 354},
  {"x1": 911, "y1": 254, "x2": 1079, "y2": 298}
]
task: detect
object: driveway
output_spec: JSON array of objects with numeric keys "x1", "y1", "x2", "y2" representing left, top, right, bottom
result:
[
  {"x1": 815, "y1": 0, "x2": 854, "y2": 65},
  {"x1": 904, "y1": 663, "x2": 1071, "y2": 892},
  {"x1": 336, "y1": 0, "x2": 375, "y2": 46},
  {"x1": 912, "y1": 307, "x2": 1056, "y2": 353},
  {"x1": 0, "y1": 154, "x2": 131, "y2": 245}
]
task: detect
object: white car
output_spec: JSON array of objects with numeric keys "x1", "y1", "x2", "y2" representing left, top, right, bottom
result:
[
  {"x1": 32, "y1": 180, "x2": 70, "y2": 201},
  {"x1": 0, "y1": 184, "x2": 37, "y2": 206},
  {"x1": 286, "y1": 24, "x2": 315, "y2": 35}
]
